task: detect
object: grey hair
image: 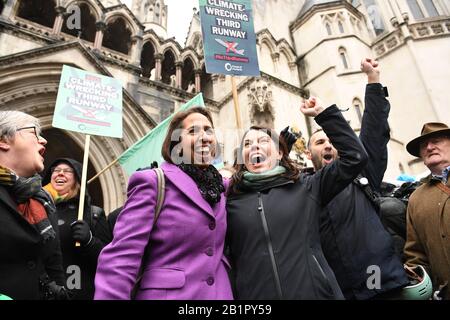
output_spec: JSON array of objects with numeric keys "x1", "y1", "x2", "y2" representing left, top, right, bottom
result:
[{"x1": 0, "y1": 110, "x2": 40, "y2": 140}]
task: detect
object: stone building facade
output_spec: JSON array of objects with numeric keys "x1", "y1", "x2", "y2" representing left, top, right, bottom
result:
[{"x1": 0, "y1": 0, "x2": 449, "y2": 211}]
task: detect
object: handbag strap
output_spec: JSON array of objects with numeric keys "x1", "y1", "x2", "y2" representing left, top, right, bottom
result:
[
  {"x1": 153, "y1": 168, "x2": 165, "y2": 224},
  {"x1": 131, "y1": 167, "x2": 165, "y2": 299}
]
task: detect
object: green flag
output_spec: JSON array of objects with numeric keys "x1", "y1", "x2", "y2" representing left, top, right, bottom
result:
[{"x1": 118, "y1": 93, "x2": 206, "y2": 175}]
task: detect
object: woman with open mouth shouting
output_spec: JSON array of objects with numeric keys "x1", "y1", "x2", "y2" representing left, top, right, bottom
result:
[
  {"x1": 0, "y1": 111, "x2": 66, "y2": 300},
  {"x1": 225, "y1": 97, "x2": 369, "y2": 299}
]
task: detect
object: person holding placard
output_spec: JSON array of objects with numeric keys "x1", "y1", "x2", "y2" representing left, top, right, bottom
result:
[{"x1": 43, "y1": 158, "x2": 111, "y2": 300}]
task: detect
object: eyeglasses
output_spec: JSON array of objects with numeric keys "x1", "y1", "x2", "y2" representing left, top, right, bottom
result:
[
  {"x1": 17, "y1": 126, "x2": 40, "y2": 140},
  {"x1": 51, "y1": 167, "x2": 74, "y2": 174}
]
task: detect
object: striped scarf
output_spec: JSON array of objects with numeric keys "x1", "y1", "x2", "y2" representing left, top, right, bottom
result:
[
  {"x1": 0, "y1": 165, "x2": 56, "y2": 242},
  {"x1": 43, "y1": 183, "x2": 67, "y2": 204}
]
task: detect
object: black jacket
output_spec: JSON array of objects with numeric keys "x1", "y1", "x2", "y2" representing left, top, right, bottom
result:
[
  {"x1": 52, "y1": 196, "x2": 111, "y2": 299},
  {"x1": 106, "y1": 206, "x2": 122, "y2": 236},
  {"x1": 0, "y1": 186, "x2": 65, "y2": 300},
  {"x1": 226, "y1": 106, "x2": 368, "y2": 299},
  {"x1": 42, "y1": 158, "x2": 112, "y2": 300},
  {"x1": 319, "y1": 84, "x2": 409, "y2": 300}
]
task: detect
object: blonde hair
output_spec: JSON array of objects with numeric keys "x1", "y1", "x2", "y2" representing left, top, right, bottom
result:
[{"x1": 65, "y1": 181, "x2": 81, "y2": 200}]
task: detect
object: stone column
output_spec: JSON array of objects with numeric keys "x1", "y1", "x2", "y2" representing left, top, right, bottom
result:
[
  {"x1": 154, "y1": 53, "x2": 163, "y2": 82},
  {"x1": 52, "y1": 6, "x2": 66, "y2": 36},
  {"x1": 343, "y1": 11, "x2": 354, "y2": 34},
  {"x1": 175, "y1": 61, "x2": 183, "y2": 89},
  {"x1": 1, "y1": 0, "x2": 16, "y2": 19},
  {"x1": 130, "y1": 30, "x2": 144, "y2": 66},
  {"x1": 271, "y1": 52, "x2": 280, "y2": 73},
  {"x1": 195, "y1": 69, "x2": 202, "y2": 93},
  {"x1": 94, "y1": 20, "x2": 107, "y2": 50}
]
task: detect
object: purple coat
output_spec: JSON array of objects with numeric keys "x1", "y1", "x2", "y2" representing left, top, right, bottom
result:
[{"x1": 94, "y1": 162, "x2": 233, "y2": 300}]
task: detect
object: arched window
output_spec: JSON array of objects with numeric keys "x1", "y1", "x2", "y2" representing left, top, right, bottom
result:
[
  {"x1": 325, "y1": 23, "x2": 332, "y2": 35},
  {"x1": 197, "y1": 39, "x2": 203, "y2": 53},
  {"x1": 353, "y1": 98, "x2": 364, "y2": 124},
  {"x1": 192, "y1": 34, "x2": 200, "y2": 49},
  {"x1": 17, "y1": 0, "x2": 57, "y2": 28},
  {"x1": 155, "y1": 2, "x2": 161, "y2": 22},
  {"x1": 61, "y1": 2, "x2": 97, "y2": 43},
  {"x1": 140, "y1": 41, "x2": 156, "y2": 78},
  {"x1": 339, "y1": 47, "x2": 349, "y2": 69},
  {"x1": 182, "y1": 58, "x2": 195, "y2": 91},
  {"x1": 161, "y1": 49, "x2": 176, "y2": 85},
  {"x1": 103, "y1": 17, "x2": 132, "y2": 55},
  {"x1": 338, "y1": 21, "x2": 345, "y2": 34}
]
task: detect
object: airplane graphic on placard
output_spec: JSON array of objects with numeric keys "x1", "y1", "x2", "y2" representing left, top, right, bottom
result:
[{"x1": 215, "y1": 38, "x2": 245, "y2": 56}]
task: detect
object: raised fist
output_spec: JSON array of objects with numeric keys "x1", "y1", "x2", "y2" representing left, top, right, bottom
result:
[
  {"x1": 300, "y1": 97, "x2": 324, "y2": 117},
  {"x1": 360, "y1": 58, "x2": 380, "y2": 83}
]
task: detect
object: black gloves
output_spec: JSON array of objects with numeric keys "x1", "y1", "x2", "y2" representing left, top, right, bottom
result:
[
  {"x1": 45, "y1": 281, "x2": 73, "y2": 300},
  {"x1": 136, "y1": 161, "x2": 159, "y2": 171},
  {"x1": 39, "y1": 274, "x2": 72, "y2": 300},
  {"x1": 70, "y1": 220, "x2": 93, "y2": 246},
  {"x1": 280, "y1": 126, "x2": 298, "y2": 153},
  {"x1": 150, "y1": 161, "x2": 158, "y2": 169}
]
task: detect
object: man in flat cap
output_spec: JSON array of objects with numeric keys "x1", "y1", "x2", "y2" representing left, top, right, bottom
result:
[{"x1": 404, "y1": 122, "x2": 450, "y2": 300}]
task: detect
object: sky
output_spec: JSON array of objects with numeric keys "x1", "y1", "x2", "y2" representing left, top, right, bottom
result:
[{"x1": 121, "y1": 0, "x2": 199, "y2": 45}]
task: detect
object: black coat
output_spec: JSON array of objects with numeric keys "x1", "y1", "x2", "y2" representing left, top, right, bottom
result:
[
  {"x1": 106, "y1": 206, "x2": 122, "y2": 236},
  {"x1": 319, "y1": 84, "x2": 409, "y2": 300},
  {"x1": 0, "y1": 186, "x2": 65, "y2": 300},
  {"x1": 226, "y1": 106, "x2": 369, "y2": 299},
  {"x1": 52, "y1": 196, "x2": 111, "y2": 300},
  {"x1": 42, "y1": 158, "x2": 112, "y2": 300}
]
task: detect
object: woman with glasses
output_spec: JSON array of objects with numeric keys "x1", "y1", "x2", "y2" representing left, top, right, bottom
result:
[
  {"x1": 0, "y1": 111, "x2": 66, "y2": 300},
  {"x1": 42, "y1": 158, "x2": 111, "y2": 300}
]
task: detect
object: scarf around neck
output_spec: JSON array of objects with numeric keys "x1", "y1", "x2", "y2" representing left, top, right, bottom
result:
[
  {"x1": 0, "y1": 165, "x2": 56, "y2": 242},
  {"x1": 241, "y1": 165, "x2": 288, "y2": 191},
  {"x1": 44, "y1": 183, "x2": 68, "y2": 204},
  {"x1": 177, "y1": 163, "x2": 225, "y2": 206}
]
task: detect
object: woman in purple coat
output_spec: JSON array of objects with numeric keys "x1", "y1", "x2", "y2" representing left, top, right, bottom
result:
[{"x1": 94, "y1": 107, "x2": 233, "y2": 300}]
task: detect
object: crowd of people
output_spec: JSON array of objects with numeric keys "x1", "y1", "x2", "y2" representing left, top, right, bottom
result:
[{"x1": 0, "y1": 58, "x2": 449, "y2": 300}]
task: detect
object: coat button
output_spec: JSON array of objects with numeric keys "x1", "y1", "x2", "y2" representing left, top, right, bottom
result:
[
  {"x1": 359, "y1": 177, "x2": 369, "y2": 185},
  {"x1": 206, "y1": 277, "x2": 215, "y2": 286},
  {"x1": 209, "y1": 221, "x2": 216, "y2": 230},
  {"x1": 27, "y1": 260, "x2": 36, "y2": 270},
  {"x1": 206, "y1": 247, "x2": 214, "y2": 256}
]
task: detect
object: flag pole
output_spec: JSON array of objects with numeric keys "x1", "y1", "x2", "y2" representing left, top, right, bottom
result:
[
  {"x1": 76, "y1": 134, "x2": 91, "y2": 247},
  {"x1": 87, "y1": 157, "x2": 119, "y2": 185},
  {"x1": 231, "y1": 76, "x2": 242, "y2": 131}
]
